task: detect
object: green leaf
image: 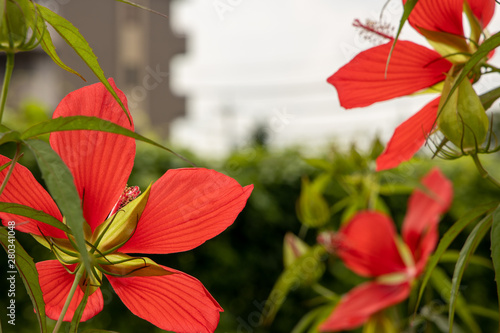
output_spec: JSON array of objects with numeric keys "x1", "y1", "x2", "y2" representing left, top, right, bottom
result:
[
  {"x1": 33, "y1": 6, "x2": 84, "y2": 80},
  {"x1": 430, "y1": 266, "x2": 481, "y2": 333},
  {"x1": 0, "y1": 123, "x2": 12, "y2": 133},
  {"x1": 296, "y1": 177, "x2": 330, "y2": 228},
  {"x1": 35, "y1": 4, "x2": 130, "y2": 123},
  {"x1": 0, "y1": 227, "x2": 47, "y2": 332},
  {"x1": 438, "y1": 30, "x2": 500, "y2": 115},
  {"x1": 302, "y1": 158, "x2": 333, "y2": 172},
  {"x1": 0, "y1": 202, "x2": 70, "y2": 233},
  {"x1": 439, "y1": 250, "x2": 493, "y2": 270},
  {"x1": 113, "y1": 0, "x2": 167, "y2": 18},
  {"x1": 468, "y1": 304, "x2": 499, "y2": 321},
  {"x1": 0, "y1": 130, "x2": 21, "y2": 145},
  {"x1": 385, "y1": 0, "x2": 418, "y2": 76},
  {"x1": 69, "y1": 281, "x2": 90, "y2": 333},
  {"x1": 291, "y1": 304, "x2": 335, "y2": 333},
  {"x1": 81, "y1": 330, "x2": 120, "y2": 333},
  {"x1": 378, "y1": 183, "x2": 414, "y2": 195},
  {"x1": 21, "y1": 115, "x2": 194, "y2": 165},
  {"x1": 363, "y1": 313, "x2": 398, "y2": 333},
  {"x1": 449, "y1": 212, "x2": 492, "y2": 332},
  {"x1": 479, "y1": 86, "x2": 500, "y2": 111},
  {"x1": 416, "y1": 201, "x2": 497, "y2": 310},
  {"x1": 24, "y1": 139, "x2": 92, "y2": 278},
  {"x1": 260, "y1": 245, "x2": 326, "y2": 325},
  {"x1": 490, "y1": 205, "x2": 500, "y2": 332}
]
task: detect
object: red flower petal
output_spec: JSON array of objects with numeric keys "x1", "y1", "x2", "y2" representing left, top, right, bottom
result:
[
  {"x1": 404, "y1": 0, "x2": 464, "y2": 36},
  {"x1": 49, "y1": 79, "x2": 136, "y2": 231},
  {"x1": 337, "y1": 212, "x2": 406, "y2": 277},
  {"x1": 107, "y1": 266, "x2": 222, "y2": 333},
  {"x1": 402, "y1": 168, "x2": 453, "y2": 272},
  {"x1": 376, "y1": 97, "x2": 440, "y2": 171},
  {"x1": 328, "y1": 41, "x2": 451, "y2": 108},
  {"x1": 0, "y1": 155, "x2": 64, "y2": 238},
  {"x1": 119, "y1": 168, "x2": 253, "y2": 254},
  {"x1": 319, "y1": 281, "x2": 411, "y2": 332},
  {"x1": 467, "y1": 0, "x2": 495, "y2": 28},
  {"x1": 36, "y1": 260, "x2": 103, "y2": 322}
]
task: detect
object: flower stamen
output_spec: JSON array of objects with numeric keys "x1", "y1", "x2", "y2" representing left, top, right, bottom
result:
[
  {"x1": 109, "y1": 185, "x2": 141, "y2": 217},
  {"x1": 353, "y1": 18, "x2": 394, "y2": 44}
]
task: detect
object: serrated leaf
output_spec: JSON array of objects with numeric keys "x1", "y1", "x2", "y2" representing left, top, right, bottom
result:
[
  {"x1": 24, "y1": 139, "x2": 92, "y2": 277},
  {"x1": 33, "y1": 6, "x2": 83, "y2": 80},
  {"x1": 449, "y1": 212, "x2": 492, "y2": 332},
  {"x1": 416, "y1": 201, "x2": 497, "y2": 310},
  {"x1": 0, "y1": 202, "x2": 70, "y2": 233},
  {"x1": 0, "y1": 227, "x2": 47, "y2": 332},
  {"x1": 35, "y1": 4, "x2": 130, "y2": 123},
  {"x1": 490, "y1": 205, "x2": 500, "y2": 332},
  {"x1": 430, "y1": 266, "x2": 480, "y2": 333},
  {"x1": 261, "y1": 245, "x2": 326, "y2": 325},
  {"x1": 21, "y1": 115, "x2": 193, "y2": 165}
]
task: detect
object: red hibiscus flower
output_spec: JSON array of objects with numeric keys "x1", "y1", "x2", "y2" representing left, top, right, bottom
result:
[
  {"x1": 328, "y1": 0, "x2": 495, "y2": 171},
  {"x1": 0, "y1": 80, "x2": 253, "y2": 332},
  {"x1": 318, "y1": 168, "x2": 452, "y2": 331}
]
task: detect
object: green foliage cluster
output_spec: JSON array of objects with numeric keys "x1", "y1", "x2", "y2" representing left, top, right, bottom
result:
[{"x1": 3, "y1": 113, "x2": 500, "y2": 332}]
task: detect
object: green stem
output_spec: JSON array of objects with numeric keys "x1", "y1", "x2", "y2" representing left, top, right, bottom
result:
[
  {"x1": 312, "y1": 283, "x2": 339, "y2": 301},
  {"x1": 0, "y1": 144, "x2": 22, "y2": 196},
  {"x1": 52, "y1": 267, "x2": 84, "y2": 333},
  {"x1": 471, "y1": 154, "x2": 500, "y2": 188},
  {"x1": 483, "y1": 63, "x2": 500, "y2": 73},
  {"x1": 0, "y1": 52, "x2": 15, "y2": 123}
]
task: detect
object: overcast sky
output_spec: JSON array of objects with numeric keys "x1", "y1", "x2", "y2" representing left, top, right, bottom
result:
[{"x1": 168, "y1": 0, "x2": 500, "y2": 157}]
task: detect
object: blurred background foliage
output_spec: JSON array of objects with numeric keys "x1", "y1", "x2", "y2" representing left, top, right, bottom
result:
[{"x1": 1, "y1": 103, "x2": 500, "y2": 333}]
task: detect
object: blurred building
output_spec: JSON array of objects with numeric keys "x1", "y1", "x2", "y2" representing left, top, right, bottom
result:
[{"x1": 2, "y1": 0, "x2": 185, "y2": 135}]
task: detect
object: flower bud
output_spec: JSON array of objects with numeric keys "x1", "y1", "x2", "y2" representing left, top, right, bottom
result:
[
  {"x1": 437, "y1": 74, "x2": 488, "y2": 152},
  {"x1": 0, "y1": 0, "x2": 39, "y2": 52},
  {"x1": 283, "y1": 232, "x2": 309, "y2": 268}
]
